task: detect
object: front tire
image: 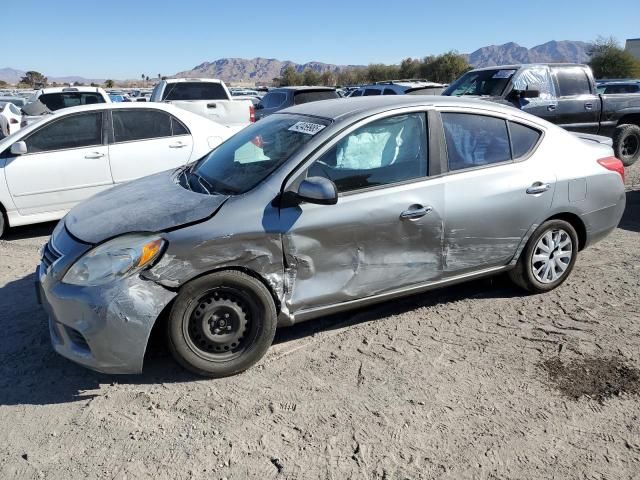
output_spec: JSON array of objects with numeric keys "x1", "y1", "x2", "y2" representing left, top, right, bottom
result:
[
  {"x1": 613, "y1": 124, "x2": 640, "y2": 166},
  {"x1": 167, "y1": 270, "x2": 277, "y2": 378},
  {"x1": 509, "y1": 220, "x2": 578, "y2": 293}
]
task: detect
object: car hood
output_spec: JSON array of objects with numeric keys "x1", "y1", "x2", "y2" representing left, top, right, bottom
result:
[{"x1": 65, "y1": 169, "x2": 229, "y2": 244}]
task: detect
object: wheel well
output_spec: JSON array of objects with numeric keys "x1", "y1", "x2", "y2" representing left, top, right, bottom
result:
[
  {"x1": 617, "y1": 114, "x2": 640, "y2": 127},
  {"x1": 547, "y1": 213, "x2": 587, "y2": 251},
  {"x1": 178, "y1": 266, "x2": 282, "y2": 313}
]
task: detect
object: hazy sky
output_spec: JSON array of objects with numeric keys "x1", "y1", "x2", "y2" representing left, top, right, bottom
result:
[{"x1": 5, "y1": 0, "x2": 639, "y2": 79}]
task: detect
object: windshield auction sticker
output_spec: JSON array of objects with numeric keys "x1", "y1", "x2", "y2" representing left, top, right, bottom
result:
[{"x1": 288, "y1": 122, "x2": 326, "y2": 135}]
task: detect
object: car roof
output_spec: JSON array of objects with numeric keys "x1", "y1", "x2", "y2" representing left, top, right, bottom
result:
[
  {"x1": 38, "y1": 86, "x2": 105, "y2": 94},
  {"x1": 271, "y1": 86, "x2": 336, "y2": 92},
  {"x1": 164, "y1": 78, "x2": 224, "y2": 84},
  {"x1": 279, "y1": 95, "x2": 516, "y2": 122},
  {"x1": 469, "y1": 63, "x2": 587, "y2": 72},
  {"x1": 45, "y1": 102, "x2": 181, "y2": 116}
]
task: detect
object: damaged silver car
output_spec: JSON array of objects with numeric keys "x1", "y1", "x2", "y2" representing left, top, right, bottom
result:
[{"x1": 37, "y1": 96, "x2": 626, "y2": 377}]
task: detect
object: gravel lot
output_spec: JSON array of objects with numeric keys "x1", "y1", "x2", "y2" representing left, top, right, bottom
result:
[{"x1": 1, "y1": 164, "x2": 639, "y2": 480}]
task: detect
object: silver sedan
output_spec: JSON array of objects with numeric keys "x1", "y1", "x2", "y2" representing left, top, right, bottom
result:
[{"x1": 38, "y1": 96, "x2": 626, "y2": 377}]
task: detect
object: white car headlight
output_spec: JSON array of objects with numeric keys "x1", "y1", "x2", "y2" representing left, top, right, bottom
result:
[{"x1": 63, "y1": 234, "x2": 165, "y2": 286}]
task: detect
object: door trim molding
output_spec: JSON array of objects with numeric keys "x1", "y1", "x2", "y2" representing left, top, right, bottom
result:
[{"x1": 291, "y1": 264, "x2": 511, "y2": 324}]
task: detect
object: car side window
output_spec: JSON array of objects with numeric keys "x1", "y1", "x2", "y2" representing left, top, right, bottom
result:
[
  {"x1": 509, "y1": 121, "x2": 541, "y2": 159},
  {"x1": 350, "y1": 90, "x2": 363, "y2": 97},
  {"x1": 554, "y1": 67, "x2": 591, "y2": 97},
  {"x1": 171, "y1": 116, "x2": 190, "y2": 136},
  {"x1": 112, "y1": 109, "x2": 172, "y2": 143},
  {"x1": 383, "y1": 88, "x2": 397, "y2": 95},
  {"x1": 363, "y1": 88, "x2": 381, "y2": 96},
  {"x1": 24, "y1": 112, "x2": 103, "y2": 153},
  {"x1": 442, "y1": 113, "x2": 511, "y2": 171},
  {"x1": 262, "y1": 92, "x2": 287, "y2": 109},
  {"x1": 308, "y1": 113, "x2": 428, "y2": 193}
]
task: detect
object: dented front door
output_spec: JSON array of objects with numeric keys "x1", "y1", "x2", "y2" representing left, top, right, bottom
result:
[{"x1": 281, "y1": 180, "x2": 445, "y2": 312}]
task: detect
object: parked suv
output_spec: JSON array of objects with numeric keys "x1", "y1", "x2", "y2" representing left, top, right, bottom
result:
[
  {"x1": 348, "y1": 81, "x2": 446, "y2": 97},
  {"x1": 255, "y1": 87, "x2": 339, "y2": 120}
]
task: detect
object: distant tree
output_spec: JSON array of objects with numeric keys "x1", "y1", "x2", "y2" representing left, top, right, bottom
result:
[
  {"x1": 280, "y1": 66, "x2": 302, "y2": 86},
  {"x1": 141, "y1": 73, "x2": 145, "y2": 87},
  {"x1": 145, "y1": 75, "x2": 150, "y2": 83},
  {"x1": 20, "y1": 71, "x2": 48, "y2": 88},
  {"x1": 588, "y1": 36, "x2": 640, "y2": 79},
  {"x1": 90, "y1": 82, "x2": 97, "y2": 87},
  {"x1": 302, "y1": 68, "x2": 321, "y2": 86},
  {"x1": 320, "y1": 71, "x2": 335, "y2": 86},
  {"x1": 0, "y1": 80, "x2": 7, "y2": 87},
  {"x1": 161, "y1": 76, "x2": 167, "y2": 81},
  {"x1": 399, "y1": 58, "x2": 421, "y2": 79},
  {"x1": 104, "y1": 79, "x2": 115, "y2": 88},
  {"x1": 419, "y1": 51, "x2": 471, "y2": 83},
  {"x1": 158, "y1": 73, "x2": 161, "y2": 79}
]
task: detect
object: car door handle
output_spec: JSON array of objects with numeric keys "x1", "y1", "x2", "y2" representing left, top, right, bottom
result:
[
  {"x1": 547, "y1": 105, "x2": 557, "y2": 112},
  {"x1": 169, "y1": 142, "x2": 187, "y2": 148},
  {"x1": 400, "y1": 205, "x2": 433, "y2": 220},
  {"x1": 584, "y1": 102, "x2": 593, "y2": 110},
  {"x1": 526, "y1": 182, "x2": 551, "y2": 195},
  {"x1": 84, "y1": 152, "x2": 105, "y2": 159}
]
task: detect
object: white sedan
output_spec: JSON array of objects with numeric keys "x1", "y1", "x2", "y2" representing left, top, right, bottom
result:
[
  {"x1": 0, "y1": 103, "x2": 240, "y2": 236},
  {"x1": 0, "y1": 101, "x2": 22, "y2": 137}
]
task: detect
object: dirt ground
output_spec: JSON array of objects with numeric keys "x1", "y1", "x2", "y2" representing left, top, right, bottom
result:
[{"x1": 1, "y1": 164, "x2": 639, "y2": 480}]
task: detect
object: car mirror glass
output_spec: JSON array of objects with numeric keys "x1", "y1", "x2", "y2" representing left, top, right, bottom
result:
[{"x1": 295, "y1": 176, "x2": 338, "y2": 205}]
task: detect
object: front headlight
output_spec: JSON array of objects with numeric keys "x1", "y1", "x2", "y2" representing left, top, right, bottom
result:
[{"x1": 63, "y1": 234, "x2": 165, "y2": 286}]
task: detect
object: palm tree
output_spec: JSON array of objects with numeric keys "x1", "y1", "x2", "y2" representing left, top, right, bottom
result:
[{"x1": 141, "y1": 73, "x2": 145, "y2": 87}]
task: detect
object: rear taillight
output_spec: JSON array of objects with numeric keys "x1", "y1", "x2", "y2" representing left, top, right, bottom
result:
[
  {"x1": 249, "y1": 105, "x2": 255, "y2": 123},
  {"x1": 597, "y1": 156, "x2": 625, "y2": 183}
]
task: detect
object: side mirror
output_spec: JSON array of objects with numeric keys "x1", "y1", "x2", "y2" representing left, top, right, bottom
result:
[
  {"x1": 521, "y1": 89, "x2": 540, "y2": 99},
  {"x1": 296, "y1": 176, "x2": 338, "y2": 205},
  {"x1": 255, "y1": 103, "x2": 264, "y2": 110},
  {"x1": 10, "y1": 141, "x2": 27, "y2": 155}
]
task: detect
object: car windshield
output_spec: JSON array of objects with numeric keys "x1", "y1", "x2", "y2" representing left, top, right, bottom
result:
[
  {"x1": 189, "y1": 113, "x2": 330, "y2": 195},
  {"x1": 443, "y1": 69, "x2": 517, "y2": 97}
]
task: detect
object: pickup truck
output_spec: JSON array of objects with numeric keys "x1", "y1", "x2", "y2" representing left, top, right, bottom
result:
[
  {"x1": 443, "y1": 63, "x2": 640, "y2": 165},
  {"x1": 21, "y1": 86, "x2": 111, "y2": 127},
  {"x1": 150, "y1": 78, "x2": 254, "y2": 128}
]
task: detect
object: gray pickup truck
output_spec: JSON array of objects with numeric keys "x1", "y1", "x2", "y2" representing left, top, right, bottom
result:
[{"x1": 443, "y1": 63, "x2": 640, "y2": 165}]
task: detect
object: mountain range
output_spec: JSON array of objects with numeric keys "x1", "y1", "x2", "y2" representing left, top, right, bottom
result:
[{"x1": 1, "y1": 40, "x2": 591, "y2": 86}]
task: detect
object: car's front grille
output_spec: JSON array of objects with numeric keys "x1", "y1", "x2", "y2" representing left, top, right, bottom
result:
[{"x1": 41, "y1": 239, "x2": 62, "y2": 271}]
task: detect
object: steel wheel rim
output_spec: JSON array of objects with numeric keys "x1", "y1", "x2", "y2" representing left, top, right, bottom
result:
[
  {"x1": 183, "y1": 287, "x2": 255, "y2": 362},
  {"x1": 531, "y1": 228, "x2": 573, "y2": 284}
]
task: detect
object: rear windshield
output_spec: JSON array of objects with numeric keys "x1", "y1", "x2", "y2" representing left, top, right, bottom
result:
[
  {"x1": 293, "y1": 90, "x2": 339, "y2": 105},
  {"x1": 443, "y1": 69, "x2": 516, "y2": 97},
  {"x1": 190, "y1": 113, "x2": 330, "y2": 195},
  {"x1": 162, "y1": 82, "x2": 228, "y2": 101},
  {"x1": 38, "y1": 92, "x2": 106, "y2": 110}
]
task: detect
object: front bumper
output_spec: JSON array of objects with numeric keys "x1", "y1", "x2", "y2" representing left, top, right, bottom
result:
[{"x1": 37, "y1": 227, "x2": 176, "y2": 374}]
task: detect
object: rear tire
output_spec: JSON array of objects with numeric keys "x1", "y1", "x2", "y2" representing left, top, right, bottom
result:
[
  {"x1": 0, "y1": 210, "x2": 6, "y2": 238},
  {"x1": 509, "y1": 220, "x2": 578, "y2": 293},
  {"x1": 613, "y1": 124, "x2": 640, "y2": 166},
  {"x1": 167, "y1": 270, "x2": 277, "y2": 378}
]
